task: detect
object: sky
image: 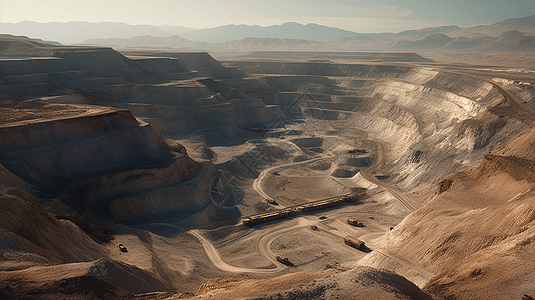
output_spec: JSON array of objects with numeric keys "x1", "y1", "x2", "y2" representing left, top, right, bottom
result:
[{"x1": 0, "y1": 0, "x2": 534, "y2": 33}]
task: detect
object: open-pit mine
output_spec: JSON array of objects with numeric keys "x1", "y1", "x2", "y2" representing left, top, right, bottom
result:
[{"x1": 2, "y1": 37, "x2": 535, "y2": 300}]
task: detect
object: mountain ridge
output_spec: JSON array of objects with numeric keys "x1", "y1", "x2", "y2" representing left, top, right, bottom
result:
[{"x1": 2, "y1": 14, "x2": 535, "y2": 51}]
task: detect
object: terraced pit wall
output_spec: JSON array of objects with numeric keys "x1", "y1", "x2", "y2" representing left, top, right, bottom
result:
[{"x1": 224, "y1": 60, "x2": 511, "y2": 196}]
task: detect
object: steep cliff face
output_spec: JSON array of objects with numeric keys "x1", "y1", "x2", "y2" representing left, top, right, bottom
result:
[
  {"x1": 0, "y1": 102, "x2": 173, "y2": 185},
  {"x1": 0, "y1": 100, "x2": 216, "y2": 224},
  {"x1": 121, "y1": 51, "x2": 247, "y2": 79}
]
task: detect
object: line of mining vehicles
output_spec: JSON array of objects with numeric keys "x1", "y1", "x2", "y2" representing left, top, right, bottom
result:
[
  {"x1": 274, "y1": 217, "x2": 369, "y2": 266},
  {"x1": 243, "y1": 190, "x2": 365, "y2": 227},
  {"x1": 245, "y1": 191, "x2": 370, "y2": 266},
  {"x1": 275, "y1": 235, "x2": 368, "y2": 266}
]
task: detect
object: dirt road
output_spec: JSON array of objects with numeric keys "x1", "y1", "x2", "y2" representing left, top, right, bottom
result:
[
  {"x1": 253, "y1": 156, "x2": 331, "y2": 201},
  {"x1": 360, "y1": 133, "x2": 418, "y2": 212},
  {"x1": 144, "y1": 222, "x2": 287, "y2": 274}
]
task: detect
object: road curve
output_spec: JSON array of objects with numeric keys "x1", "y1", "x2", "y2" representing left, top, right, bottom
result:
[
  {"x1": 359, "y1": 133, "x2": 418, "y2": 212},
  {"x1": 253, "y1": 156, "x2": 331, "y2": 201},
  {"x1": 142, "y1": 222, "x2": 286, "y2": 274},
  {"x1": 445, "y1": 69, "x2": 535, "y2": 116},
  {"x1": 190, "y1": 229, "x2": 286, "y2": 274}
]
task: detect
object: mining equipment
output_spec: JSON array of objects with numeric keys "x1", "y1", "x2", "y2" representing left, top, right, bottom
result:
[
  {"x1": 243, "y1": 191, "x2": 365, "y2": 226},
  {"x1": 348, "y1": 148, "x2": 367, "y2": 154},
  {"x1": 265, "y1": 198, "x2": 279, "y2": 205},
  {"x1": 347, "y1": 218, "x2": 364, "y2": 227},
  {"x1": 276, "y1": 255, "x2": 293, "y2": 266},
  {"x1": 118, "y1": 244, "x2": 128, "y2": 252},
  {"x1": 344, "y1": 236, "x2": 367, "y2": 251}
]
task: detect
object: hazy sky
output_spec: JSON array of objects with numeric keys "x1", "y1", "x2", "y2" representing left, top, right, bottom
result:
[{"x1": 0, "y1": 0, "x2": 534, "y2": 32}]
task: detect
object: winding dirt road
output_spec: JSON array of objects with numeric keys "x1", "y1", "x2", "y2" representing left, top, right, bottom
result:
[
  {"x1": 253, "y1": 156, "x2": 332, "y2": 201},
  {"x1": 359, "y1": 133, "x2": 418, "y2": 212},
  {"x1": 190, "y1": 229, "x2": 287, "y2": 274},
  {"x1": 143, "y1": 222, "x2": 287, "y2": 274}
]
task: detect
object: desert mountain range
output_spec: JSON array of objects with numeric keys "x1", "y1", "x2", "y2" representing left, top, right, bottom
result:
[
  {"x1": 0, "y1": 21, "x2": 358, "y2": 44},
  {"x1": 2, "y1": 14, "x2": 535, "y2": 52},
  {"x1": 82, "y1": 14, "x2": 535, "y2": 53}
]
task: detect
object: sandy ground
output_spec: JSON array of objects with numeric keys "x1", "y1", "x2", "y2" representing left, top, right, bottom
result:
[{"x1": 0, "y1": 98, "x2": 118, "y2": 127}]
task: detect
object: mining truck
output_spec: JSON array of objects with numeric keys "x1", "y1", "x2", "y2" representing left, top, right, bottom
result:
[
  {"x1": 118, "y1": 244, "x2": 128, "y2": 252},
  {"x1": 348, "y1": 148, "x2": 367, "y2": 154},
  {"x1": 264, "y1": 198, "x2": 279, "y2": 205},
  {"x1": 276, "y1": 255, "x2": 293, "y2": 266},
  {"x1": 347, "y1": 218, "x2": 364, "y2": 227},
  {"x1": 344, "y1": 236, "x2": 367, "y2": 251}
]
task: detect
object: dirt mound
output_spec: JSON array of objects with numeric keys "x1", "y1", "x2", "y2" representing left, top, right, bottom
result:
[
  {"x1": 0, "y1": 257, "x2": 175, "y2": 297},
  {"x1": 88, "y1": 258, "x2": 174, "y2": 294},
  {"x1": 0, "y1": 164, "x2": 32, "y2": 191},
  {"x1": 436, "y1": 178, "x2": 453, "y2": 194},
  {"x1": 190, "y1": 266, "x2": 432, "y2": 300},
  {"x1": 0, "y1": 101, "x2": 177, "y2": 187},
  {"x1": 330, "y1": 168, "x2": 359, "y2": 178},
  {"x1": 0, "y1": 100, "x2": 104, "y2": 126}
]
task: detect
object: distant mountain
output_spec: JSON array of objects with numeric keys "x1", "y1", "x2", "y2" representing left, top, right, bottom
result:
[
  {"x1": 470, "y1": 30, "x2": 535, "y2": 52},
  {"x1": 5, "y1": 14, "x2": 535, "y2": 51},
  {"x1": 217, "y1": 37, "x2": 324, "y2": 51},
  {"x1": 0, "y1": 20, "x2": 358, "y2": 44},
  {"x1": 331, "y1": 26, "x2": 462, "y2": 50},
  {"x1": 177, "y1": 22, "x2": 360, "y2": 43},
  {"x1": 82, "y1": 29, "x2": 535, "y2": 54},
  {"x1": 387, "y1": 30, "x2": 535, "y2": 52},
  {"x1": 155, "y1": 25, "x2": 196, "y2": 34},
  {"x1": 0, "y1": 21, "x2": 172, "y2": 43},
  {"x1": 82, "y1": 36, "x2": 325, "y2": 52},
  {"x1": 84, "y1": 35, "x2": 209, "y2": 50},
  {"x1": 390, "y1": 33, "x2": 454, "y2": 50},
  {"x1": 449, "y1": 14, "x2": 535, "y2": 37},
  {"x1": 395, "y1": 25, "x2": 461, "y2": 38},
  {"x1": 0, "y1": 34, "x2": 61, "y2": 46}
]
